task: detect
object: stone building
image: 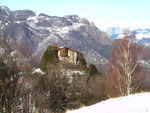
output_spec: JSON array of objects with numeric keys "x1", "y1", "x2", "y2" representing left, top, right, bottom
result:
[{"x1": 49, "y1": 45, "x2": 78, "y2": 64}]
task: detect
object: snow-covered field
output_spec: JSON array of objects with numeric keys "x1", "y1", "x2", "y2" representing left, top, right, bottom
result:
[{"x1": 67, "y1": 93, "x2": 150, "y2": 113}]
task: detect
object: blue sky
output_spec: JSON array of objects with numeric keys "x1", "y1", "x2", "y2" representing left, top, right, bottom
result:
[{"x1": 1, "y1": 0, "x2": 150, "y2": 30}]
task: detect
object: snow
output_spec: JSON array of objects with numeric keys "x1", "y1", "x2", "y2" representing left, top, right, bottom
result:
[
  {"x1": 10, "y1": 50, "x2": 20, "y2": 57},
  {"x1": 27, "y1": 16, "x2": 39, "y2": 22},
  {"x1": 26, "y1": 14, "x2": 84, "y2": 42},
  {"x1": 106, "y1": 27, "x2": 122, "y2": 35},
  {"x1": 27, "y1": 15, "x2": 50, "y2": 25},
  {"x1": 136, "y1": 33, "x2": 150, "y2": 40},
  {"x1": 1, "y1": 23, "x2": 9, "y2": 29},
  {"x1": 144, "y1": 43, "x2": 150, "y2": 46},
  {"x1": 0, "y1": 47, "x2": 5, "y2": 55},
  {"x1": 71, "y1": 70, "x2": 85, "y2": 75},
  {"x1": 14, "y1": 21, "x2": 21, "y2": 24},
  {"x1": 26, "y1": 16, "x2": 39, "y2": 28},
  {"x1": 61, "y1": 69, "x2": 85, "y2": 76},
  {"x1": 67, "y1": 93, "x2": 150, "y2": 113},
  {"x1": 106, "y1": 27, "x2": 150, "y2": 41},
  {"x1": 34, "y1": 34, "x2": 63, "y2": 56},
  {"x1": 32, "y1": 68, "x2": 45, "y2": 75},
  {"x1": 27, "y1": 15, "x2": 83, "y2": 35},
  {"x1": 46, "y1": 23, "x2": 84, "y2": 36},
  {"x1": 0, "y1": 6, "x2": 10, "y2": 15}
]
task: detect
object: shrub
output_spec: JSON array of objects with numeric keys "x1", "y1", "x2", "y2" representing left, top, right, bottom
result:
[
  {"x1": 78, "y1": 53, "x2": 87, "y2": 68},
  {"x1": 87, "y1": 64, "x2": 100, "y2": 80},
  {"x1": 40, "y1": 46, "x2": 58, "y2": 72},
  {"x1": 33, "y1": 69, "x2": 83, "y2": 113}
]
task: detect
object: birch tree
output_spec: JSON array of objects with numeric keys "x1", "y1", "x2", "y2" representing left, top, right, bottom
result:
[{"x1": 106, "y1": 30, "x2": 146, "y2": 97}]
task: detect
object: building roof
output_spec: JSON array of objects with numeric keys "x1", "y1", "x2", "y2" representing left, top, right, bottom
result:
[
  {"x1": 49, "y1": 45, "x2": 59, "y2": 51},
  {"x1": 49, "y1": 45, "x2": 78, "y2": 52},
  {"x1": 58, "y1": 46, "x2": 78, "y2": 52}
]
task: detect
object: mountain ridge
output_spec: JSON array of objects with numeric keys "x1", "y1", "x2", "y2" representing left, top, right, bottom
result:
[{"x1": 0, "y1": 6, "x2": 113, "y2": 65}]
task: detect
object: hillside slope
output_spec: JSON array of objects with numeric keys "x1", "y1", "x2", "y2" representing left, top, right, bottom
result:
[{"x1": 67, "y1": 93, "x2": 150, "y2": 113}]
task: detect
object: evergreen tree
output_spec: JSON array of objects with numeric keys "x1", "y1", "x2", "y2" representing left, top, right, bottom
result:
[{"x1": 40, "y1": 47, "x2": 58, "y2": 72}]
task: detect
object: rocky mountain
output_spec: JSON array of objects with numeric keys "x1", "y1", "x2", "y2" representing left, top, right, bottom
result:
[
  {"x1": 0, "y1": 6, "x2": 113, "y2": 65},
  {"x1": 106, "y1": 27, "x2": 150, "y2": 45}
]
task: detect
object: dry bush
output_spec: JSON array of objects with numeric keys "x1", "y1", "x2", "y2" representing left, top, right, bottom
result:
[{"x1": 79, "y1": 75, "x2": 108, "y2": 106}]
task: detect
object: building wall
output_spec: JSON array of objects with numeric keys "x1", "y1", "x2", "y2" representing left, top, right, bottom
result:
[
  {"x1": 68, "y1": 49, "x2": 78, "y2": 64},
  {"x1": 59, "y1": 48, "x2": 68, "y2": 57},
  {"x1": 58, "y1": 48, "x2": 78, "y2": 64}
]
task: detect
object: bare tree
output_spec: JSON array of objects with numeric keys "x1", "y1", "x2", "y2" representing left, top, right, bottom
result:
[
  {"x1": 0, "y1": 55, "x2": 21, "y2": 113},
  {"x1": 106, "y1": 30, "x2": 147, "y2": 97}
]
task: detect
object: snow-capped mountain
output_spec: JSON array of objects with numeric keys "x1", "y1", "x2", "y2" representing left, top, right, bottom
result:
[
  {"x1": 106, "y1": 27, "x2": 150, "y2": 44},
  {"x1": 0, "y1": 6, "x2": 113, "y2": 65},
  {"x1": 106, "y1": 27, "x2": 122, "y2": 39}
]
